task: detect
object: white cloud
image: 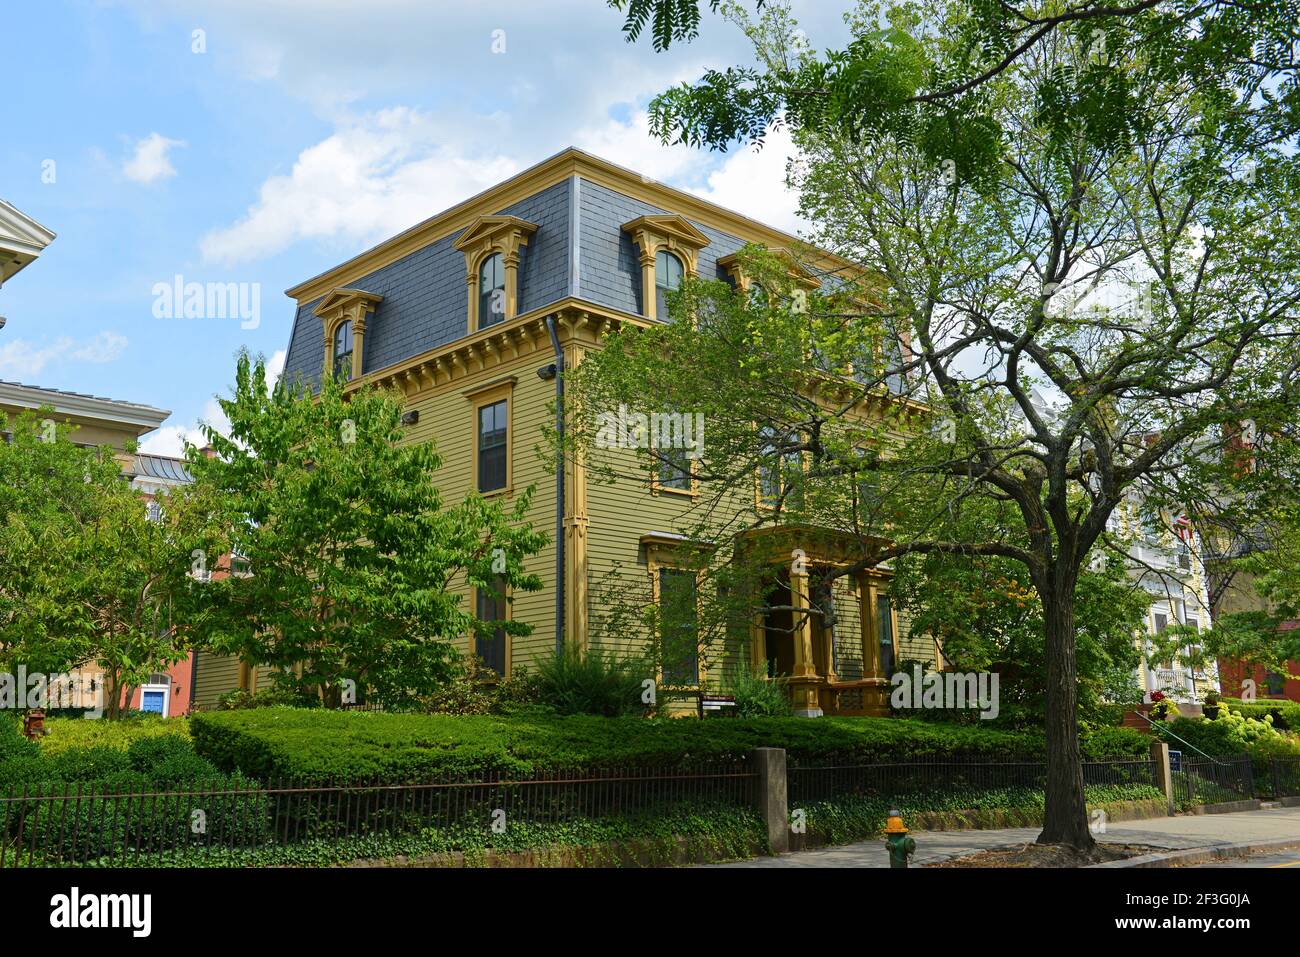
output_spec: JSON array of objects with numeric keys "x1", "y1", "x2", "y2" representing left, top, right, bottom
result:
[
  {"x1": 686, "y1": 126, "x2": 806, "y2": 236},
  {"x1": 0, "y1": 331, "x2": 129, "y2": 380},
  {"x1": 123, "y1": 133, "x2": 185, "y2": 185},
  {"x1": 138, "y1": 397, "x2": 224, "y2": 458},
  {"x1": 140, "y1": 349, "x2": 286, "y2": 458},
  {"x1": 200, "y1": 109, "x2": 519, "y2": 265},
  {"x1": 203, "y1": 107, "x2": 805, "y2": 265},
  {"x1": 571, "y1": 109, "x2": 709, "y2": 185},
  {"x1": 70, "y1": 331, "x2": 130, "y2": 363}
]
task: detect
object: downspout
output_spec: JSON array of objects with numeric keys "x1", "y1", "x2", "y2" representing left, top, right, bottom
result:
[{"x1": 546, "y1": 314, "x2": 565, "y2": 656}]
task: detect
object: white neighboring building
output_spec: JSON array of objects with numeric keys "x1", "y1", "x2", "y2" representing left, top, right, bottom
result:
[
  {"x1": 0, "y1": 197, "x2": 56, "y2": 289},
  {"x1": 1110, "y1": 498, "x2": 1219, "y2": 705}
]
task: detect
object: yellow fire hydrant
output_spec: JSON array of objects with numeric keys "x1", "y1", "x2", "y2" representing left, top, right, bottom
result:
[{"x1": 884, "y1": 809, "x2": 916, "y2": 868}]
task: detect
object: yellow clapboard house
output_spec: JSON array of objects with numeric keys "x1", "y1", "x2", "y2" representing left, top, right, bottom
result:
[{"x1": 192, "y1": 149, "x2": 936, "y2": 716}]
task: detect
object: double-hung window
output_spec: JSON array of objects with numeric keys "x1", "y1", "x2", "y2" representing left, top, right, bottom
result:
[
  {"x1": 476, "y1": 575, "x2": 508, "y2": 677},
  {"x1": 477, "y1": 399, "x2": 508, "y2": 494},
  {"x1": 658, "y1": 568, "x2": 699, "y2": 686}
]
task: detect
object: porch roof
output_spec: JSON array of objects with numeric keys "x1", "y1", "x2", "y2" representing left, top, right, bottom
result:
[{"x1": 733, "y1": 523, "x2": 893, "y2": 572}]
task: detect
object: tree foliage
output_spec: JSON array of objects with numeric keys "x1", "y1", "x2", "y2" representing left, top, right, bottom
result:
[
  {"x1": 182, "y1": 353, "x2": 547, "y2": 709},
  {"x1": 585, "y1": 0, "x2": 1300, "y2": 849},
  {"x1": 0, "y1": 411, "x2": 220, "y2": 718},
  {"x1": 611, "y1": 0, "x2": 1300, "y2": 168}
]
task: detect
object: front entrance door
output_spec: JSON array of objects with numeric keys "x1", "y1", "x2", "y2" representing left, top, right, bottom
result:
[{"x1": 763, "y1": 574, "x2": 795, "y2": 678}]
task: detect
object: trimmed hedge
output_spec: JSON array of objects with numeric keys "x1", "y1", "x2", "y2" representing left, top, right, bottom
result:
[
  {"x1": 35, "y1": 715, "x2": 190, "y2": 756},
  {"x1": 0, "y1": 715, "x2": 40, "y2": 762},
  {"x1": 1078, "y1": 725, "x2": 1151, "y2": 760},
  {"x1": 190, "y1": 707, "x2": 1143, "y2": 785},
  {"x1": 0, "y1": 727, "x2": 267, "y2": 865}
]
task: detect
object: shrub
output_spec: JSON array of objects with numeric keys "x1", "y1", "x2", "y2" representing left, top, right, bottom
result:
[
  {"x1": 723, "y1": 667, "x2": 793, "y2": 719},
  {"x1": 1164, "y1": 708, "x2": 1300, "y2": 783},
  {"x1": 1079, "y1": 725, "x2": 1151, "y2": 760},
  {"x1": 0, "y1": 753, "x2": 49, "y2": 792},
  {"x1": 188, "y1": 707, "x2": 1143, "y2": 787},
  {"x1": 1217, "y1": 697, "x2": 1300, "y2": 731},
  {"x1": 36, "y1": 715, "x2": 189, "y2": 756},
  {"x1": 0, "y1": 715, "x2": 40, "y2": 762},
  {"x1": 46, "y1": 747, "x2": 134, "y2": 783},
  {"x1": 126, "y1": 735, "x2": 225, "y2": 788},
  {"x1": 1163, "y1": 715, "x2": 1247, "y2": 757},
  {"x1": 15, "y1": 769, "x2": 271, "y2": 864},
  {"x1": 420, "y1": 657, "x2": 503, "y2": 716},
  {"x1": 216, "y1": 686, "x2": 320, "y2": 711},
  {"x1": 534, "y1": 646, "x2": 651, "y2": 717},
  {"x1": 126, "y1": 734, "x2": 199, "y2": 770},
  {"x1": 0, "y1": 715, "x2": 273, "y2": 865}
]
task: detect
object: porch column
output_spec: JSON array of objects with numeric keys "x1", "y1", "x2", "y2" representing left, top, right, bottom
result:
[
  {"x1": 750, "y1": 606, "x2": 767, "y2": 677},
  {"x1": 858, "y1": 571, "x2": 889, "y2": 717},
  {"x1": 859, "y1": 572, "x2": 881, "y2": 678},
  {"x1": 820, "y1": 581, "x2": 837, "y2": 685},
  {"x1": 789, "y1": 567, "x2": 822, "y2": 717}
]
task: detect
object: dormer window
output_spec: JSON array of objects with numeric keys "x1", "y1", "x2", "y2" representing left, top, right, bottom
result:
[
  {"x1": 478, "y1": 252, "x2": 506, "y2": 329},
  {"x1": 622, "y1": 214, "x2": 710, "y2": 321},
  {"x1": 655, "y1": 250, "x2": 685, "y2": 321},
  {"x1": 333, "y1": 319, "x2": 354, "y2": 382},
  {"x1": 717, "y1": 249, "x2": 821, "y2": 306},
  {"x1": 313, "y1": 287, "x2": 382, "y2": 386},
  {"x1": 454, "y1": 215, "x2": 537, "y2": 333}
]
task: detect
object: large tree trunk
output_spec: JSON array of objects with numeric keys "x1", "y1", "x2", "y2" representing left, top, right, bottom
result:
[{"x1": 1036, "y1": 579, "x2": 1095, "y2": 850}]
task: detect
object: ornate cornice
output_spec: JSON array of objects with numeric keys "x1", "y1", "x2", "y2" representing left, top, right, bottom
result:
[{"x1": 357, "y1": 299, "x2": 644, "y2": 400}]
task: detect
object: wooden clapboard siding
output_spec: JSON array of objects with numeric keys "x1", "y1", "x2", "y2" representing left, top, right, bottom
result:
[
  {"x1": 396, "y1": 347, "x2": 560, "y2": 674},
  {"x1": 192, "y1": 650, "x2": 242, "y2": 710}
]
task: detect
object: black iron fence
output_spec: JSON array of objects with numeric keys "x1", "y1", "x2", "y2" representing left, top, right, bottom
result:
[
  {"x1": 1172, "y1": 756, "x2": 1255, "y2": 807},
  {"x1": 6, "y1": 752, "x2": 1292, "y2": 867},
  {"x1": 0, "y1": 764, "x2": 758, "y2": 868},
  {"x1": 788, "y1": 756, "x2": 1158, "y2": 805},
  {"x1": 1269, "y1": 757, "x2": 1300, "y2": 799}
]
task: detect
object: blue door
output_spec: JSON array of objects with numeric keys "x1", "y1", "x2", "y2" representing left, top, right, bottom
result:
[{"x1": 141, "y1": 690, "x2": 166, "y2": 715}]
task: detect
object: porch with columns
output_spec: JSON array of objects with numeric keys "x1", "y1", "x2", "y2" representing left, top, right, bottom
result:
[{"x1": 736, "y1": 525, "x2": 900, "y2": 718}]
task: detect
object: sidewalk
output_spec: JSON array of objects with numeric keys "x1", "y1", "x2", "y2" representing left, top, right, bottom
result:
[{"x1": 711, "y1": 806, "x2": 1300, "y2": 867}]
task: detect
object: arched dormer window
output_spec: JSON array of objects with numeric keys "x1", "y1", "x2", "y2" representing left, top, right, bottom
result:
[
  {"x1": 622, "y1": 214, "x2": 710, "y2": 322},
  {"x1": 454, "y1": 216, "x2": 537, "y2": 333},
  {"x1": 333, "y1": 319, "x2": 354, "y2": 382},
  {"x1": 655, "y1": 250, "x2": 685, "y2": 321},
  {"x1": 478, "y1": 252, "x2": 506, "y2": 329},
  {"x1": 313, "y1": 288, "x2": 382, "y2": 387}
]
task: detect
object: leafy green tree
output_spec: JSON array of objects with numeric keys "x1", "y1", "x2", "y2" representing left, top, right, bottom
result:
[
  {"x1": 182, "y1": 353, "x2": 547, "y2": 708},
  {"x1": 0, "y1": 411, "x2": 220, "y2": 719},
  {"x1": 580, "y1": 0, "x2": 1300, "y2": 850},
  {"x1": 611, "y1": 0, "x2": 1300, "y2": 166},
  {"x1": 895, "y1": 550, "x2": 1148, "y2": 725}
]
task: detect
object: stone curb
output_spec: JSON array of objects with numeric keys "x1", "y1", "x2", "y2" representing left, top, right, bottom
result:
[
  {"x1": 1186, "y1": 799, "x2": 1262, "y2": 815},
  {"x1": 1090, "y1": 837, "x2": 1300, "y2": 868}
]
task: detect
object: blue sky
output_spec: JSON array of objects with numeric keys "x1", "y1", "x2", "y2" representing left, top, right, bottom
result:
[{"x1": 0, "y1": 0, "x2": 849, "y2": 455}]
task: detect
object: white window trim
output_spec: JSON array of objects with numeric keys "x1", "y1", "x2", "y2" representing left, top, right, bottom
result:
[{"x1": 139, "y1": 683, "x2": 170, "y2": 718}]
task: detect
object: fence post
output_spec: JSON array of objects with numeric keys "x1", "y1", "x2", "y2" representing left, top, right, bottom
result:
[
  {"x1": 1149, "y1": 740, "x2": 1174, "y2": 815},
  {"x1": 751, "y1": 748, "x2": 789, "y2": 855}
]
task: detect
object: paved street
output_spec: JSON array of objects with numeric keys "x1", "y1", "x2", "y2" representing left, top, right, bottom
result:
[
  {"x1": 1190, "y1": 848, "x2": 1300, "y2": 868},
  {"x1": 711, "y1": 806, "x2": 1300, "y2": 868}
]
